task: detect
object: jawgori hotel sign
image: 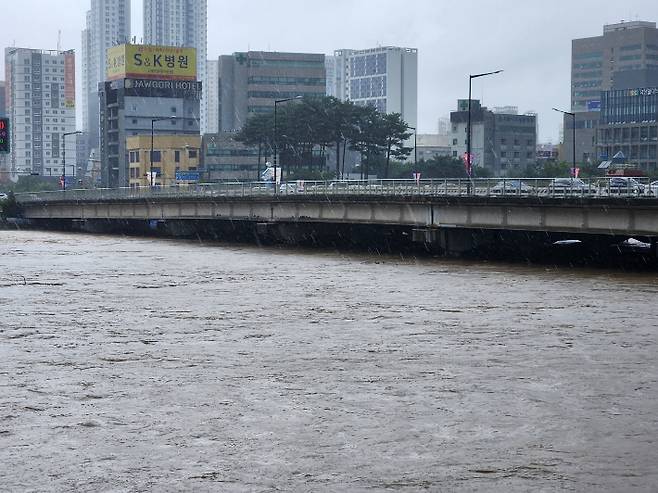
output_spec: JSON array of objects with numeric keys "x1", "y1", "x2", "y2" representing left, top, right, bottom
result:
[{"x1": 124, "y1": 78, "x2": 203, "y2": 100}]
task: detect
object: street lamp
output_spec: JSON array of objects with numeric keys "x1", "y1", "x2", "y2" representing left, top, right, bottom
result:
[
  {"x1": 467, "y1": 70, "x2": 503, "y2": 181},
  {"x1": 62, "y1": 131, "x2": 82, "y2": 191},
  {"x1": 273, "y1": 96, "x2": 303, "y2": 193},
  {"x1": 408, "y1": 125, "x2": 418, "y2": 173},
  {"x1": 553, "y1": 107, "x2": 576, "y2": 175},
  {"x1": 151, "y1": 116, "x2": 176, "y2": 187}
]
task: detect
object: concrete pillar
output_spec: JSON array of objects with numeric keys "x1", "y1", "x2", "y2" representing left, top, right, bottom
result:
[{"x1": 438, "y1": 229, "x2": 475, "y2": 256}]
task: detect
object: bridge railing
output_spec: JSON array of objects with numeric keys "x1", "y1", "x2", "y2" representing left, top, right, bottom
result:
[{"x1": 14, "y1": 177, "x2": 658, "y2": 203}]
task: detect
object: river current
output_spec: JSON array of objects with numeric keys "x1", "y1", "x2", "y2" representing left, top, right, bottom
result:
[{"x1": 1, "y1": 230, "x2": 657, "y2": 492}]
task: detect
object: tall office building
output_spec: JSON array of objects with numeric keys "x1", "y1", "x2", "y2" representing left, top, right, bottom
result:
[
  {"x1": 81, "y1": 0, "x2": 131, "y2": 154},
  {"x1": 206, "y1": 59, "x2": 219, "y2": 133},
  {"x1": 217, "y1": 51, "x2": 326, "y2": 132},
  {"x1": 332, "y1": 46, "x2": 418, "y2": 129},
  {"x1": 567, "y1": 20, "x2": 658, "y2": 164},
  {"x1": 597, "y1": 87, "x2": 658, "y2": 171},
  {"x1": 4, "y1": 48, "x2": 76, "y2": 178},
  {"x1": 572, "y1": 21, "x2": 658, "y2": 111},
  {"x1": 144, "y1": 0, "x2": 208, "y2": 132}
]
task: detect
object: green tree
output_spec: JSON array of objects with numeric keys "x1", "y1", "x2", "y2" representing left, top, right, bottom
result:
[
  {"x1": 236, "y1": 97, "x2": 414, "y2": 181},
  {"x1": 381, "y1": 113, "x2": 413, "y2": 179}
]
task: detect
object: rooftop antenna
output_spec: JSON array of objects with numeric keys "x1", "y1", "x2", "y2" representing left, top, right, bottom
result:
[{"x1": 57, "y1": 30, "x2": 62, "y2": 52}]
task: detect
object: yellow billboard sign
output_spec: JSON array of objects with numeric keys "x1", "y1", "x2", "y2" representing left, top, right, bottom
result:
[{"x1": 106, "y1": 44, "x2": 197, "y2": 81}]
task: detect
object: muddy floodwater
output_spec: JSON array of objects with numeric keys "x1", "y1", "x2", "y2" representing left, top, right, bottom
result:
[{"x1": 1, "y1": 230, "x2": 657, "y2": 492}]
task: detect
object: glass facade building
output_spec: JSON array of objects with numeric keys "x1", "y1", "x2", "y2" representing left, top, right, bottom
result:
[{"x1": 598, "y1": 87, "x2": 658, "y2": 171}]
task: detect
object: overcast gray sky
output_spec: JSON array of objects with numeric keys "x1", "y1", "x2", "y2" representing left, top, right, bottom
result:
[{"x1": 3, "y1": 0, "x2": 658, "y2": 142}]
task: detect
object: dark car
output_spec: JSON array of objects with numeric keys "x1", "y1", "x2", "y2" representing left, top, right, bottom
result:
[{"x1": 600, "y1": 177, "x2": 646, "y2": 195}]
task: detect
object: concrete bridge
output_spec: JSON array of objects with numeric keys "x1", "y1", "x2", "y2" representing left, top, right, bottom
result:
[{"x1": 14, "y1": 179, "x2": 658, "y2": 256}]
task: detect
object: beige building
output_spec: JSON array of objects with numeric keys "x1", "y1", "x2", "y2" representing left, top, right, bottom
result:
[{"x1": 126, "y1": 134, "x2": 201, "y2": 188}]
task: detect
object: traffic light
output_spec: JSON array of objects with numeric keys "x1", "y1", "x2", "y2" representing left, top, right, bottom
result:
[{"x1": 0, "y1": 118, "x2": 9, "y2": 154}]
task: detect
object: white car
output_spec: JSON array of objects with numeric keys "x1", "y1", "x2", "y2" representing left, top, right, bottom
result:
[
  {"x1": 0, "y1": 192, "x2": 8, "y2": 200},
  {"x1": 650, "y1": 181, "x2": 658, "y2": 197}
]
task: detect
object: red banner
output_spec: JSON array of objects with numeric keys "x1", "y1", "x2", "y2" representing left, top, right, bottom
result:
[{"x1": 463, "y1": 152, "x2": 472, "y2": 176}]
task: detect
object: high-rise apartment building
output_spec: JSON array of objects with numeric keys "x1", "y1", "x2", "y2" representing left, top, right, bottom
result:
[
  {"x1": 206, "y1": 59, "x2": 219, "y2": 133},
  {"x1": 81, "y1": 0, "x2": 131, "y2": 155},
  {"x1": 332, "y1": 46, "x2": 418, "y2": 129},
  {"x1": 217, "y1": 51, "x2": 326, "y2": 132},
  {"x1": 567, "y1": 20, "x2": 658, "y2": 164},
  {"x1": 0, "y1": 81, "x2": 6, "y2": 181},
  {"x1": 4, "y1": 48, "x2": 76, "y2": 178},
  {"x1": 143, "y1": 0, "x2": 208, "y2": 132},
  {"x1": 0, "y1": 81, "x2": 6, "y2": 116}
]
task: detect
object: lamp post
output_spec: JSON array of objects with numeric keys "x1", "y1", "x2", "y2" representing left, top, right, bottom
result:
[
  {"x1": 273, "y1": 96, "x2": 303, "y2": 193},
  {"x1": 62, "y1": 131, "x2": 82, "y2": 191},
  {"x1": 552, "y1": 107, "x2": 576, "y2": 175},
  {"x1": 150, "y1": 116, "x2": 176, "y2": 187},
  {"x1": 467, "y1": 70, "x2": 503, "y2": 184},
  {"x1": 408, "y1": 125, "x2": 418, "y2": 173}
]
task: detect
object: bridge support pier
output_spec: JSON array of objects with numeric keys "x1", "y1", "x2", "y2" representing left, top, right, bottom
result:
[{"x1": 413, "y1": 228, "x2": 476, "y2": 256}]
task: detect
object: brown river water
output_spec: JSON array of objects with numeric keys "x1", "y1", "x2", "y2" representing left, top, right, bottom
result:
[{"x1": 1, "y1": 230, "x2": 657, "y2": 492}]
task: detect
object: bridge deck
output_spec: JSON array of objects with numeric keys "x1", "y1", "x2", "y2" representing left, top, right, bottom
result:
[{"x1": 15, "y1": 181, "x2": 658, "y2": 238}]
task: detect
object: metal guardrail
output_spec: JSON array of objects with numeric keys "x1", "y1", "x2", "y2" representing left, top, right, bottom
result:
[{"x1": 13, "y1": 177, "x2": 658, "y2": 204}]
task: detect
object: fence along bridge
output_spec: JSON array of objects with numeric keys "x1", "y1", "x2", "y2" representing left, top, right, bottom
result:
[{"x1": 14, "y1": 178, "x2": 658, "y2": 254}]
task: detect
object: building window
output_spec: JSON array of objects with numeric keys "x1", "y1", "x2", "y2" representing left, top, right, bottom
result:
[
  {"x1": 152, "y1": 151, "x2": 162, "y2": 162},
  {"x1": 174, "y1": 150, "x2": 180, "y2": 162},
  {"x1": 501, "y1": 138, "x2": 507, "y2": 145},
  {"x1": 501, "y1": 151, "x2": 507, "y2": 157},
  {"x1": 452, "y1": 138, "x2": 457, "y2": 145},
  {"x1": 188, "y1": 149, "x2": 197, "y2": 159}
]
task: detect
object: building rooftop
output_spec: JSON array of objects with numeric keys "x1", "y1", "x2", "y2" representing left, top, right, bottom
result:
[
  {"x1": 334, "y1": 47, "x2": 418, "y2": 56},
  {"x1": 603, "y1": 20, "x2": 656, "y2": 34}
]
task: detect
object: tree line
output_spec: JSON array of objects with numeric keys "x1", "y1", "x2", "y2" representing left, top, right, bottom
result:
[{"x1": 235, "y1": 96, "x2": 413, "y2": 179}]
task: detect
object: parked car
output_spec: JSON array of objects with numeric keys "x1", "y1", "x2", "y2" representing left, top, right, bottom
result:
[
  {"x1": 279, "y1": 182, "x2": 306, "y2": 194},
  {"x1": 547, "y1": 178, "x2": 595, "y2": 195},
  {"x1": 490, "y1": 180, "x2": 534, "y2": 194},
  {"x1": 0, "y1": 192, "x2": 8, "y2": 200},
  {"x1": 600, "y1": 177, "x2": 646, "y2": 195}
]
